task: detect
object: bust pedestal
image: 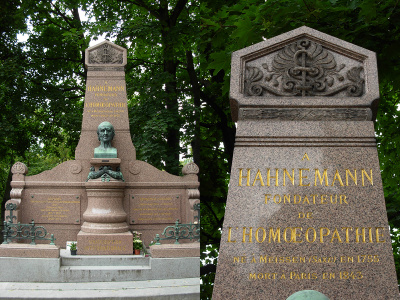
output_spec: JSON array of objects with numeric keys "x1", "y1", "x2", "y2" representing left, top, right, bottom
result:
[{"x1": 77, "y1": 158, "x2": 133, "y2": 255}]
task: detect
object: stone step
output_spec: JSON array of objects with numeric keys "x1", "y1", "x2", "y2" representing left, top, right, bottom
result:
[
  {"x1": 0, "y1": 278, "x2": 200, "y2": 299},
  {"x1": 60, "y1": 249, "x2": 150, "y2": 267}
]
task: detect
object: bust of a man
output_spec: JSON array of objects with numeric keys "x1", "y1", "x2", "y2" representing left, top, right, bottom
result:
[{"x1": 94, "y1": 121, "x2": 118, "y2": 158}]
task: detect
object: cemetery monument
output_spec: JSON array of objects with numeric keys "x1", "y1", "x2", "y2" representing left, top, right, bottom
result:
[
  {"x1": 212, "y1": 26, "x2": 399, "y2": 299},
  {"x1": 0, "y1": 40, "x2": 200, "y2": 292}
]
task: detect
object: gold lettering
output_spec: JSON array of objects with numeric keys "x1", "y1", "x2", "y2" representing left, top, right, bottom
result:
[
  {"x1": 252, "y1": 169, "x2": 265, "y2": 186},
  {"x1": 342, "y1": 227, "x2": 352, "y2": 243},
  {"x1": 264, "y1": 194, "x2": 271, "y2": 204},
  {"x1": 255, "y1": 227, "x2": 266, "y2": 243},
  {"x1": 242, "y1": 227, "x2": 253, "y2": 243},
  {"x1": 376, "y1": 227, "x2": 385, "y2": 243},
  {"x1": 273, "y1": 194, "x2": 281, "y2": 204},
  {"x1": 283, "y1": 228, "x2": 294, "y2": 243},
  {"x1": 320, "y1": 228, "x2": 330, "y2": 243},
  {"x1": 292, "y1": 227, "x2": 303, "y2": 243},
  {"x1": 330, "y1": 228, "x2": 342, "y2": 243},
  {"x1": 267, "y1": 169, "x2": 279, "y2": 186},
  {"x1": 305, "y1": 228, "x2": 316, "y2": 243},
  {"x1": 299, "y1": 168, "x2": 310, "y2": 186},
  {"x1": 361, "y1": 169, "x2": 373, "y2": 186},
  {"x1": 283, "y1": 169, "x2": 295, "y2": 186},
  {"x1": 314, "y1": 169, "x2": 328, "y2": 186},
  {"x1": 269, "y1": 228, "x2": 281, "y2": 243},
  {"x1": 331, "y1": 170, "x2": 344, "y2": 186},
  {"x1": 355, "y1": 228, "x2": 366, "y2": 243},
  {"x1": 368, "y1": 227, "x2": 373, "y2": 243},
  {"x1": 238, "y1": 168, "x2": 251, "y2": 186},
  {"x1": 345, "y1": 169, "x2": 357, "y2": 186},
  {"x1": 227, "y1": 227, "x2": 236, "y2": 243}
]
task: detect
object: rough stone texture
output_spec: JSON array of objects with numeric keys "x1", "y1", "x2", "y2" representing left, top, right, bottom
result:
[
  {"x1": 213, "y1": 27, "x2": 399, "y2": 299},
  {"x1": 2, "y1": 41, "x2": 200, "y2": 250},
  {"x1": 150, "y1": 243, "x2": 200, "y2": 258},
  {"x1": 0, "y1": 244, "x2": 60, "y2": 258}
]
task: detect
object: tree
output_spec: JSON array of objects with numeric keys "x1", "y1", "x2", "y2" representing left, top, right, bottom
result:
[{"x1": 1, "y1": 1, "x2": 400, "y2": 298}]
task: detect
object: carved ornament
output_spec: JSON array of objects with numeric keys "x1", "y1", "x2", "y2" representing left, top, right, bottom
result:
[
  {"x1": 245, "y1": 39, "x2": 364, "y2": 97},
  {"x1": 182, "y1": 162, "x2": 199, "y2": 175},
  {"x1": 11, "y1": 162, "x2": 28, "y2": 175},
  {"x1": 69, "y1": 162, "x2": 82, "y2": 174},
  {"x1": 89, "y1": 43, "x2": 123, "y2": 64}
]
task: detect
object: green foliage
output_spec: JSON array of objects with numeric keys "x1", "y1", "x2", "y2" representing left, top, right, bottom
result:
[
  {"x1": 70, "y1": 242, "x2": 77, "y2": 251},
  {"x1": 1, "y1": 1, "x2": 400, "y2": 297}
]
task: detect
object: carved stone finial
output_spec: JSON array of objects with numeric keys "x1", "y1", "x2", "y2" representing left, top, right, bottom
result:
[
  {"x1": 182, "y1": 162, "x2": 199, "y2": 175},
  {"x1": 89, "y1": 43, "x2": 123, "y2": 65},
  {"x1": 244, "y1": 38, "x2": 364, "y2": 97},
  {"x1": 11, "y1": 162, "x2": 28, "y2": 175}
]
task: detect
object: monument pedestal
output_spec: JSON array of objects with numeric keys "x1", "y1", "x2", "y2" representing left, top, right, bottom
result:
[
  {"x1": 79, "y1": 173, "x2": 133, "y2": 255},
  {"x1": 77, "y1": 231, "x2": 133, "y2": 255}
]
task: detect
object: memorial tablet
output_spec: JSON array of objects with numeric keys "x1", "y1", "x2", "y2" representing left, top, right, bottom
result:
[{"x1": 212, "y1": 26, "x2": 399, "y2": 299}]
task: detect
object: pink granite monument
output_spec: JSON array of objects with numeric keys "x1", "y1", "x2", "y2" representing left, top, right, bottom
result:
[
  {"x1": 3, "y1": 41, "x2": 200, "y2": 256},
  {"x1": 212, "y1": 27, "x2": 399, "y2": 299}
]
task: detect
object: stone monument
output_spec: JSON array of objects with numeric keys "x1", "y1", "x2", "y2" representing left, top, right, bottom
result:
[
  {"x1": 212, "y1": 26, "x2": 399, "y2": 299},
  {"x1": 2, "y1": 40, "x2": 200, "y2": 256}
]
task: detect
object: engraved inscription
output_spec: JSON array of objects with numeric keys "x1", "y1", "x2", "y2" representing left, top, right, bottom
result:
[
  {"x1": 84, "y1": 239, "x2": 127, "y2": 252},
  {"x1": 130, "y1": 194, "x2": 181, "y2": 224},
  {"x1": 26, "y1": 194, "x2": 80, "y2": 224},
  {"x1": 85, "y1": 84, "x2": 127, "y2": 119}
]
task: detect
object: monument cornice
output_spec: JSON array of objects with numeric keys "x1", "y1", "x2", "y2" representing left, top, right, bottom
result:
[{"x1": 230, "y1": 26, "x2": 379, "y2": 121}]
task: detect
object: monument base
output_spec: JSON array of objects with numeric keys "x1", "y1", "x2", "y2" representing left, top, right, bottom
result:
[
  {"x1": 77, "y1": 231, "x2": 133, "y2": 255},
  {"x1": 0, "y1": 243, "x2": 60, "y2": 258},
  {"x1": 150, "y1": 243, "x2": 200, "y2": 258}
]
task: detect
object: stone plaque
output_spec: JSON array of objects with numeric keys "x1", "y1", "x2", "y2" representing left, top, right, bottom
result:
[
  {"x1": 77, "y1": 232, "x2": 133, "y2": 255},
  {"x1": 24, "y1": 193, "x2": 80, "y2": 224},
  {"x1": 130, "y1": 194, "x2": 181, "y2": 224},
  {"x1": 84, "y1": 83, "x2": 128, "y2": 120},
  {"x1": 213, "y1": 27, "x2": 399, "y2": 299}
]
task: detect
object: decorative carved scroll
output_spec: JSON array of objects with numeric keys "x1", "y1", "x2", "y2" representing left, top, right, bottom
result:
[
  {"x1": 244, "y1": 39, "x2": 364, "y2": 97},
  {"x1": 89, "y1": 43, "x2": 123, "y2": 64}
]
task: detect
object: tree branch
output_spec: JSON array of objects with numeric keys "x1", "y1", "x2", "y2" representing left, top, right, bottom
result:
[
  {"x1": 118, "y1": 0, "x2": 161, "y2": 20},
  {"x1": 170, "y1": 0, "x2": 188, "y2": 26}
]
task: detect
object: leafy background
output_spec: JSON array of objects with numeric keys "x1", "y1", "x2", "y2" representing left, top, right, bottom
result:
[{"x1": 0, "y1": 0, "x2": 399, "y2": 299}]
